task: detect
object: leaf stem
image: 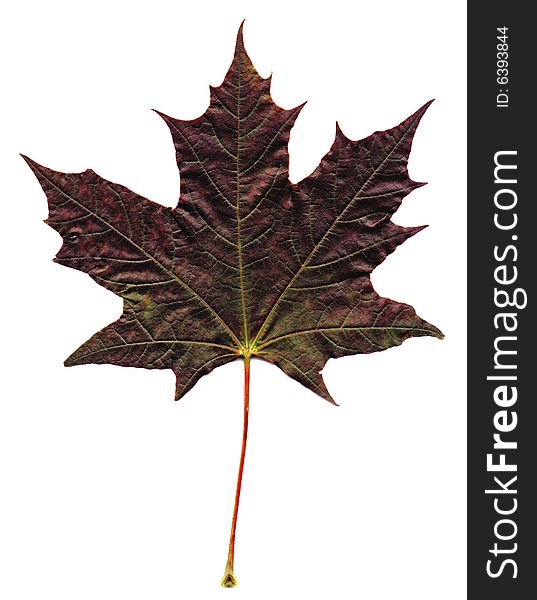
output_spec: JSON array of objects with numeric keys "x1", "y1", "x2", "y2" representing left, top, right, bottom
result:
[{"x1": 221, "y1": 355, "x2": 251, "y2": 588}]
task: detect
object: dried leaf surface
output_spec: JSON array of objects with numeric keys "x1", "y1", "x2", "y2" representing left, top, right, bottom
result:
[{"x1": 25, "y1": 25, "x2": 442, "y2": 402}]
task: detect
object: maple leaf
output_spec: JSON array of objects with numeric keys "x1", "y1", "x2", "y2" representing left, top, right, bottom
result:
[{"x1": 24, "y1": 23, "x2": 442, "y2": 587}]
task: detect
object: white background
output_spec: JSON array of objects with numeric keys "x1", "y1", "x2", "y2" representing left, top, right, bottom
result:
[{"x1": 0, "y1": 1, "x2": 466, "y2": 598}]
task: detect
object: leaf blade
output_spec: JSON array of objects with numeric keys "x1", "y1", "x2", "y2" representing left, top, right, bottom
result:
[{"x1": 26, "y1": 26, "x2": 442, "y2": 403}]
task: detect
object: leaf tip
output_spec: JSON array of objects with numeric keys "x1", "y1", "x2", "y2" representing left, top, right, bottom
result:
[
  {"x1": 151, "y1": 108, "x2": 169, "y2": 122},
  {"x1": 174, "y1": 376, "x2": 187, "y2": 402},
  {"x1": 421, "y1": 320, "x2": 444, "y2": 341},
  {"x1": 416, "y1": 98, "x2": 435, "y2": 120},
  {"x1": 64, "y1": 347, "x2": 84, "y2": 368},
  {"x1": 419, "y1": 98, "x2": 435, "y2": 113},
  {"x1": 433, "y1": 326, "x2": 445, "y2": 340},
  {"x1": 234, "y1": 19, "x2": 247, "y2": 55},
  {"x1": 399, "y1": 99, "x2": 435, "y2": 137},
  {"x1": 20, "y1": 153, "x2": 40, "y2": 171},
  {"x1": 319, "y1": 377, "x2": 339, "y2": 406}
]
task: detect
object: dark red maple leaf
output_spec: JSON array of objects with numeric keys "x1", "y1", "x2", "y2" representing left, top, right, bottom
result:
[{"x1": 24, "y1": 23, "x2": 442, "y2": 587}]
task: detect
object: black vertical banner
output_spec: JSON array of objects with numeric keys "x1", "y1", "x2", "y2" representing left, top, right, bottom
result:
[{"x1": 468, "y1": 3, "x2": 535, "y2": 599}]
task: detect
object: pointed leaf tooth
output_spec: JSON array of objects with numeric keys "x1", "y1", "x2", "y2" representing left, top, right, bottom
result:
[
  {"x1": 411, "y1": 180, "x2": 428, "y2": 189},
  {"x1": 268, "y1": 352, "x2": 337, "y2": 405},
  {"x1": 334, "y1": 121, "x2": 348, "y2": 144}
]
